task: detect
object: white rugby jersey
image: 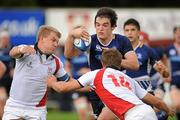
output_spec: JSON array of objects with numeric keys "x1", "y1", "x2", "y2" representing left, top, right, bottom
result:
[
  {"x1": 7, "y1": 45, "x2": 69, "y2": 109},
  {"x1": 78, "y1": 67, "x2": 147, "y2": 119}
]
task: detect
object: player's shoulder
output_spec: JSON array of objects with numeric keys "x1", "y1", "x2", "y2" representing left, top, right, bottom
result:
[
  {"x1": 115, "y1": 34, "x2": 129, "y2": 41},
  {"x1": 52, "y1": 54, "x2": 63, "y2": 63},
  {"x1": 91, "y1": 34, "x2": 98, "y2": 41},
  {"x1": 165, "y1": 44, "x2": 174, "y2": 50},
  {"x1": 141, "y1": 44, "x2": 153, "y2": 51}
]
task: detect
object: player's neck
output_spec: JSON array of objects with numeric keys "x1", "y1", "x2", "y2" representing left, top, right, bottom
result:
[
  {"x1": 132, "y1": 39, "x2": 140, "y2": 49},
  {"x1": 175, "y1": 41, "x2": 180, "y2": 46},
  {"x1": 38, "y1": 44, "x2": 47, "y2": 55},
  {"x1": 98, "y1": 34, "x2": 115, "y2": 45}
]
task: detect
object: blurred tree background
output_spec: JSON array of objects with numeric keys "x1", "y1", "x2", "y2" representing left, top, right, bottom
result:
[{"x1": 0, "y1": 0, "x2": 180, "y2": 8}]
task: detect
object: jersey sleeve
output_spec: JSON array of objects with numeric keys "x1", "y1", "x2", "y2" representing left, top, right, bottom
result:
[
  {"x1": 77, "y1": 70, "x2": 97, "y2": 87},
  {"x1": 148, "y1": 47, "x2": 158, "y2": 66},
  {"x1": 55, "y1": 59, "x2": 70, "y2": 82},
  {"x1": 122, "y1": 36, "x2": 134, "y2": 55},
  {"x1": 134, "y1": 80, "x2": 148, "y2": 99}
]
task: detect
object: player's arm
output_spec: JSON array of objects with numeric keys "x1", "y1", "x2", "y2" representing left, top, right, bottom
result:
[
  {"x1": 0, "y1": 61, "x2": 6, "y2": 79},
  {"x1": 47, "y1": 76, "x2": 82, "y2": 92},
  {"x1": 142, "y1": 93, "x2": 175, "y2": 117},
  {"x1": 9, "y1": 45, "x2": 35, "y2": 59},
  {"x1": 153, "y1": 60, "x2": 169, "y2": 78},
  {"x1": 149, "y1": 47, "x2": 170, "y2": 78},
  {"x1": 134, "y1": 80, "x2": 175, "y2": 117},
  {"x1": 121, "y1": 51, "x2": 139, "y2": 70},
  {"x1": 64, "y1": 26, "x2": 90, "y2": 58}
]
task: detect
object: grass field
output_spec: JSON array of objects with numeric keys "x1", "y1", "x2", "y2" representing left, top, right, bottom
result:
[
  {"x1": 47, "y1": 110, "x2": 79, "y2": 120},
  {"x1": 47, "y1": 110, "x2": 177, "y2": 120}
]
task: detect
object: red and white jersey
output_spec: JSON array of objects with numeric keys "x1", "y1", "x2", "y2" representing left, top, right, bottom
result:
[
  {"x1": 7, "y1": 45, "x2": 69, "y2": 110},
  {"x1": 78, "y1": 67, "x2": 147, "y2": 119}
]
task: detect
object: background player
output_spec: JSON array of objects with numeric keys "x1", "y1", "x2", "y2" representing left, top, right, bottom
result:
[
  {"x1": 165, "y1": 26, "x2": 180, "y2": 120},
  {"x1": 0, "y1": 30, "x2": 13, "y2": 120},
  {"x1": 123, "y1": 18, "x2": 170, "y2": 120},
  {"x1": 65, "y1": 53, "x2": 93, "y2": 120}
]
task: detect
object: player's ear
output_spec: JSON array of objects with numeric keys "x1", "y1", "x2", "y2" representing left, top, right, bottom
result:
[{"x1": 111, "y1": 25, "x2": 116, "y2": 30}]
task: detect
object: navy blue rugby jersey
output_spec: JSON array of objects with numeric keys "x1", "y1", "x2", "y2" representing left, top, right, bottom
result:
[
  {"x1": 165, "y1": 44, "x2": 180, "y2": 87},
  {"x1": 70, "y1": 53, "x2": 89, "y2": 79},
  {"x1": 125, "y1": 44, "x2": 158, "y2": 90},
  {"x1": 89, "y1": 34, "x2": 133, "y2": 71}
]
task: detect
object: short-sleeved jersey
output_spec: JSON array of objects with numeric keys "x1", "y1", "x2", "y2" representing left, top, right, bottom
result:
[
  {"x1": 8, "y1": 45, "x2": 69, "y2": 109},
  {"x1": 126, "y1": 44, "x2": 158, "y2": 91},
  {"x1": 69, "y1": 53, "x2": 89, "y2": 79},
  {"x1": 89, "y1": 34, "x2": 133, "y2": 71},
  {"x1": 78, "y1": 67, "x2": 147, "y2": 119},
  {"x1": 165, "y1": 44, "x2": 180, "y2": 87}
]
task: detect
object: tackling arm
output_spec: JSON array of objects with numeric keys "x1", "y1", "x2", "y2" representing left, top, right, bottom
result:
[
  {"x1": 142, "y1": 93, "x2": 175, "y2": 117},
  {"x1": 47, "y1": 76, "x2": 82, "y2": 93}
]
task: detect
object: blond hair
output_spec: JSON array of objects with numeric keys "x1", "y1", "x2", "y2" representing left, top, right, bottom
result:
[{"x1": 36, "y1": 25, "x2": 61, "y2": 42}]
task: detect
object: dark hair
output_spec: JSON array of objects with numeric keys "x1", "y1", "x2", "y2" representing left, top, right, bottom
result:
[
  {"x1": 123, "y1": 18, "x2": 140, "y2": 31},
  {"x1": 95, "y1": 7, "x2": 118, "y2": 27},
  {"x1": 102, "y1": 48, "x2": 122, "y2": 69},
  {"x1": 173, "y1": 26, "x2": 180, "y2": 33}
]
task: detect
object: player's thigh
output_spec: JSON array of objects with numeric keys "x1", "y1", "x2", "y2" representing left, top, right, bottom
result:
[
  {"x1": 73, "y1": 94, "x2": 89, "y2": 111},
  {"x1": 98, "y1": 107, "x2": 117, "y2": 120},
  {"x1": 125, "y1": 104, "x2": 157, "y2": 120},
  {"x1": 24, "y1": 109, "x2": 47, "y2": 120},
  {"x1": 2, "y1": 107, "x2": 23, "y2": 120},
  {"x1": 170, "y1": 86, "x2": 180, "y2": 107}
]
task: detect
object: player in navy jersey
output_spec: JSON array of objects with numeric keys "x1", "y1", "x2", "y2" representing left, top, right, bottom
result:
[
  {"x1": 123, "y1": 18, "x2": 170, "y2": 120},
  {"x1": 64, "y1": 7, "x2": 139, "y2": 119},
  {"x1": 165, "y1": 26, "x2": 180, "y2": 120},
  {"x1": 0, "y1": 30, "x2": 13, "y2": 119},
  {"x1": 123, "y1": 18, "x2": 169, "y2": 91}
]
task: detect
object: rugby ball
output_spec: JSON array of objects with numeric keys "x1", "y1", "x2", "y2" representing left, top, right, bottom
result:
[{"x1": 73, "y1": 38, "x2": 91, "y2": 52}]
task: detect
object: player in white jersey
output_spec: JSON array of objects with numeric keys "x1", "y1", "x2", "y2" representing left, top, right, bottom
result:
[
  {"x1": 2, "y1": 25, "x2": 70, "y2": 120},
  {"x1": 47, "y1": 49, "x2": 175, "y2": 120}
]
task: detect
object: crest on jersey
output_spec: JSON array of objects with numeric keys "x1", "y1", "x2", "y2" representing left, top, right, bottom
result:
[
  {"x1": 169, "y1": 49, "x2": 176, "y2": 56},
  {"x1": 96, "y1": 45, "x2": 102, "y2": 51},
  {"x1": 47, "y1": 67, "x2": 53, "y2": 75},
  {"x1": 137, "y1": 53, "x2": 142, "y2": 59},
  {"x1": 27, "y1": 61, "x2": 33, "y2": 68}
]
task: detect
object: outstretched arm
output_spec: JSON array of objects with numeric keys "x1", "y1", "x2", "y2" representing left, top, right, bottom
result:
[
  {"x1": 47, "y1": 75, "x2": 82, "y2": 93},
  {"x1": 142, "y1": 93, "x2": 175, "y2": 117}
]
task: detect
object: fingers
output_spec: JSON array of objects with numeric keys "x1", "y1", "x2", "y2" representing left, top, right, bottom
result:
[{"x1": 72, "y1": 26, "x2": 90, "y2": 41}]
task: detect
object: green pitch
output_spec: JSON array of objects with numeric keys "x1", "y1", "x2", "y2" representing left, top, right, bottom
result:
[
  {"x1": 47, "y1": 110, "x2": 78, "y2": 120},
  {"x1": 47, "y1": 110, "x2": 177, "y2": 120}
]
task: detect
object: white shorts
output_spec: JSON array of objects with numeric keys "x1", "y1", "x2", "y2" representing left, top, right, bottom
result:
[
  {"x1": 125, "y1": 104, "x2": 157, "y2": 120},
  {"x1": 2, "y1": 105, "x2": 47, "y2": 120}
]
